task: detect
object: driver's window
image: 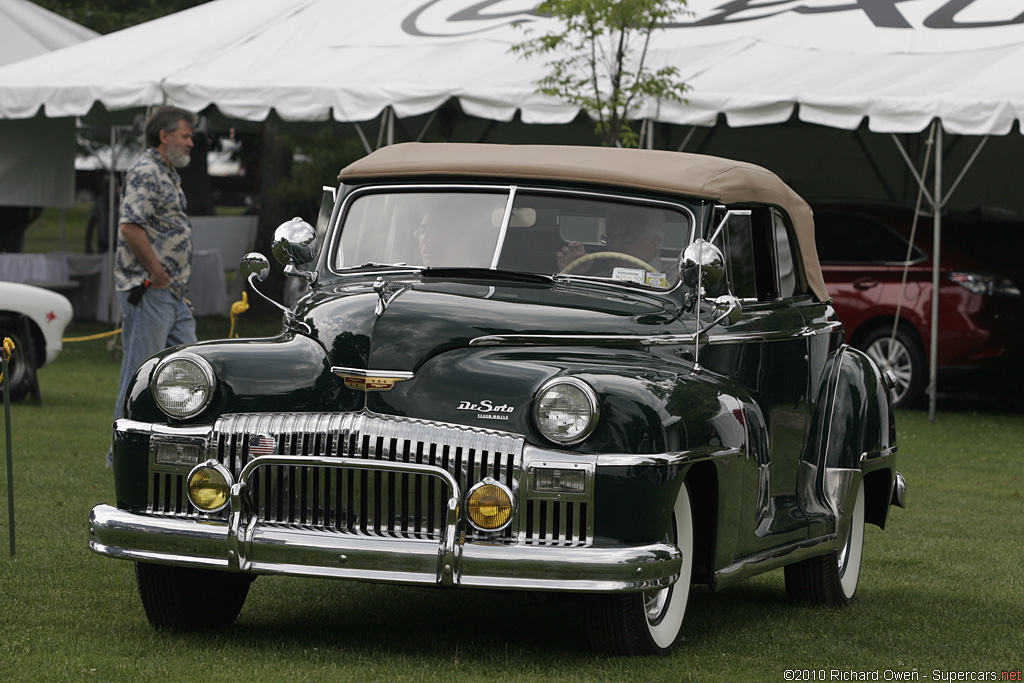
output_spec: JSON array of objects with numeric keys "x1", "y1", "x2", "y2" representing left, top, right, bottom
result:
[
  {"x1": 773, "y1": 209, "x2": 798, "y2": 298},
  {"x1": 711, "y1": 208, "x2": 795, "y2": 302},
  {"x1": 709, "y1": 212, "x2": 757, "y2": 300}
]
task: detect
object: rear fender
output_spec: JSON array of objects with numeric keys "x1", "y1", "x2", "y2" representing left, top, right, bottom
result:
[{"x1": 802, "y1": 345, "x2": 898, "y2": 532}]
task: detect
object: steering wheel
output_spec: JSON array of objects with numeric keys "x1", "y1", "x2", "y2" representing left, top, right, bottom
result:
[{"x1": 560, "y1": 251, "x2": 657, "y2": 274}]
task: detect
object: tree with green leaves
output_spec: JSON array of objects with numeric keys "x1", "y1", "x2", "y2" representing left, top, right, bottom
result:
[
  {"x1": 33, "y1": 0, "x2": 213, "y2": 35},
  {"x1": 512, "y1": 0, "x2": 690, "y2": 148}
]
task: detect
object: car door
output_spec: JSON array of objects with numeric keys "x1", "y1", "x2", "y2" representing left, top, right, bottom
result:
[{"x1": 703, "y1": 207, "x2": 814, "y2": 556}]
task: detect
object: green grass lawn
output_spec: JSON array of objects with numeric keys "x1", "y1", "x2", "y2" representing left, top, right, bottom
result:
[{"x1": 1, "y1": 317, "x2": 1022, "y2": 681}]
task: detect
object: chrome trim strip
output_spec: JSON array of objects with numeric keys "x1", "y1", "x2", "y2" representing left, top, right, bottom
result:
[
  {"x1": 595, "y1": 446, "x2": 742, "y2": 468},
  {"x1": 714, "y1": 534, "x2": 835, "y2": 590},
  {"x1": 115, "y1": 418, "x2": 212, "y2": 438},
  {"x1": 469, "y1": 326, "x2": 834, "y2": 347},
  {"x1": 471, "y1": 333, "x2": 696, "y2": 347},
  {"x1": 860, "y1": 446, "x2": 898, "y2": 461}
]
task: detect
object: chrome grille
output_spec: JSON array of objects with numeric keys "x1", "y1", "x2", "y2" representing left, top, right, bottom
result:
[
  {"x1": 147, "y1": 412, "x2": 591, "y2": 546},
  {"x1": 520, "y1": 498, "x2": 589, "y2": 547}
]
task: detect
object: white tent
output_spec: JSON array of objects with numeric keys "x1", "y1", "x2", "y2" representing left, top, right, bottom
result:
[
  {"x1": 0, "y1": 0, "x2": 1021, "y2": 135},
  {"x1": 2, "y1": 0, "x2": 1022, "y2": 211},
  {"x1": 0, "y1": 0, "x2": 98, "y2": 207},
  {"x1": 1, "y1": 0, "x2": 1021, "y2": 412},
  {"x1": 0, "y1": 0, "x2": 97, "y2": 67}
]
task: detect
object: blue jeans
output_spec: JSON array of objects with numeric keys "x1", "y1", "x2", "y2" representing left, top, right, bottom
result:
[{"x1": 112, "y1": 287, "x2": 196, "y2": 423}]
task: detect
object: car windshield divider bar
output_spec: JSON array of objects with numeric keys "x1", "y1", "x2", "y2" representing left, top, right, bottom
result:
[{"x1": 490, "y1": 186, "x2": 517, "y2": 270}]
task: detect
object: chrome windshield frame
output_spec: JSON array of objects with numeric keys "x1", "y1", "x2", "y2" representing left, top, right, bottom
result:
[{"x1": 325, "y1": 182, "x2": 700, "y2": 292}]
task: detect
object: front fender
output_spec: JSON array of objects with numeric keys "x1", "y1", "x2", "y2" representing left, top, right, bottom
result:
[{"x1": 122, "y1": 332, "x2": 343, "y2": 424}]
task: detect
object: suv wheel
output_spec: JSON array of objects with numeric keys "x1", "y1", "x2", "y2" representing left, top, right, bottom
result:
[{"x1": 862, "y1": 326, "x2": 924, "y2": 408}]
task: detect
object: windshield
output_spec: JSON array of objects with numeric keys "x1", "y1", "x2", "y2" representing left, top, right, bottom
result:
[{"x1": 333, "y1": 188, "x2": 694, "y2": 289}]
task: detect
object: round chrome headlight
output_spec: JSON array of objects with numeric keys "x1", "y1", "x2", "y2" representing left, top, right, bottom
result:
[
  {"x1": 153, "y1": 353, "x2": 215, "y2": 419},
  {"x1": 187, "y1": 461, "x2": 233, "y2": 513},
  {"x1": 533, "y1": 377, "x2": 600, "y2": 445}
]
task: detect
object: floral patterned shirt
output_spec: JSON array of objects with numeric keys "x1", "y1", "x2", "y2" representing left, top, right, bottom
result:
[{"x1": 115, "y1": 148, "x2": 192, "y2": 297}]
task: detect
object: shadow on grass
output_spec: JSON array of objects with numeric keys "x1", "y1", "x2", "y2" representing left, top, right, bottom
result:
[{"x1": 143, "y1": 574, "x2": 793, "y2": 658}]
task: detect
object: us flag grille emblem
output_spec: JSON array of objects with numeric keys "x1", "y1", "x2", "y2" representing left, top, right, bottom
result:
[{"x1": 248, "y1": 435, "x2": 277, "y2": 455}]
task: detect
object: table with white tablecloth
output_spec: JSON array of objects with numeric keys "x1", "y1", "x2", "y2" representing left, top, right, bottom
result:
[{"x1": 0, "y1": 250, "x2": 228, "y2": 321}]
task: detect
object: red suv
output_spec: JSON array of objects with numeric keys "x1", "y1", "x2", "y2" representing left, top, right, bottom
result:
[{"x1": 813, "y1": 203, "x2": 1024, "y2": 407}]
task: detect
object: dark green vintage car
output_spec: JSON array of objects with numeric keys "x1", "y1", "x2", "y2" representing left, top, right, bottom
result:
[{"x1": 90, "y1": 143, "x2": 905, "y2": 656}]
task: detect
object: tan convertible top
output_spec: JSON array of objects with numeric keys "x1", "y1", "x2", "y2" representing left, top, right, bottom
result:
[{"x1": 339, "y1": 143, "x2": 828, "y2": 302}]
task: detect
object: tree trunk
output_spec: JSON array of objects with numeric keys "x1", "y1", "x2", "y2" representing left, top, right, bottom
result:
[{"x1": 250, "y1": 117, "x2": 292, "y2": 310}]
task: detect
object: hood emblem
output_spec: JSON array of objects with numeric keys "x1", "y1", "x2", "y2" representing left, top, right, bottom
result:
[
  {"x1": 332, "y1": 366, "x2": 414, "y2": 392},
  {"x1": 373, "y1": 277, "x2": 411, "y2": 316},
  {"x1": 457, "y1": 399, "x2": 515, "y2": 421}
]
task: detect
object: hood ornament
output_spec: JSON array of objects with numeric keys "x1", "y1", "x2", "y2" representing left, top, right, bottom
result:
[
  {"x1": 373, "y1": 277, "x2": 411, "y2": 316},
  {"x1": 332, "y1": 366, "x2": 414, "y2": 392}
]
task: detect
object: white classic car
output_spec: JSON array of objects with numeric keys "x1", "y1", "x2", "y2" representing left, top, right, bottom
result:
[{"x1": 0, "y1": 282, "x2": 74, "y2": 400}]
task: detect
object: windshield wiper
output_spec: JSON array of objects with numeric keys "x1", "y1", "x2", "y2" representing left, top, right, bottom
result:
[{"x1": 420, "y1": 267, "x2": 553, "y2": 284}]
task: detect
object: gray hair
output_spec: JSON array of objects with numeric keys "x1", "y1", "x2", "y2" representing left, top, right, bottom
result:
[
  {"x1": 607, "y1": 206, "x2": 667, "y2": 242},
  {"x1": 144, "y1": 106, "x2": 197, "y2": 148}
]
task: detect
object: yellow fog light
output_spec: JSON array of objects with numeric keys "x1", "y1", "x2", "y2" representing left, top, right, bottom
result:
[
  {"x1": 186, "y1": 461, "x2": 233, "y2": 513},
  {"x1": 466, "y1": 479, "x2": 515, "y2": 532}
]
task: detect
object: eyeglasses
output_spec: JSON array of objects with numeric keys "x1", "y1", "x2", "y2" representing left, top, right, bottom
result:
[{"x1": 601, "y1": 230, "x2": 643, "y2": 245}]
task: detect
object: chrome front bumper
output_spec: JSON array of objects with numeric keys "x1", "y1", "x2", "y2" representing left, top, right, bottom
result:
[{"x1": 90, "y1": 454, "x2": 682, "y2": 592}]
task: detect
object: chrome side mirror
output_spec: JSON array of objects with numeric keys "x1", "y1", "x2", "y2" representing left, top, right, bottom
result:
[
  {"x1": 238, "y1": 251, "x2": 299, "y2": 324},
  {"x1": 239, "y1": 252, "x2": 270, "y2": 283},
  {"x1": 272, "y1": 217, "x2": 319, "y2": 283},
  {"x1": 680, "y1": 239, "x2": 725, "y2": 290},
  {"x1": 704, "y1": 294, "x2": 743, "y2": 331}
]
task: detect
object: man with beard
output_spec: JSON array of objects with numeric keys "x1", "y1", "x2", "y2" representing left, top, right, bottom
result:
[{"x1": 107, "y1": 106, "x2": 197, "y2": 467}]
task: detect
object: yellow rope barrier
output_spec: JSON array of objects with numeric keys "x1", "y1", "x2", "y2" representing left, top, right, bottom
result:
[
  {"x1": 228, "y1": 291, "x2": 249, "y2": 338},
  {"x1": 0, "y1": 337, "x2": 13, "y2": 384},
  {"x1": 57, "y1": 292, "x2": 250, "y2": 344},
  {"x1": 61, "y1": 329, "x2": 122, "y2": 342}
]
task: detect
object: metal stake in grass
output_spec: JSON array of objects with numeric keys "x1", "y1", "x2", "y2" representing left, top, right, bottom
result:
[{"x1": 3, "y1": 338, "x2": 14, "y2": 557}]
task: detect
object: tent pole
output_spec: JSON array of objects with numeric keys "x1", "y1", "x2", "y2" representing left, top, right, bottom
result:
[
  {"x1": 675, "y1": 125, "x2": 697, "y2": 153},
  {"x1": 890, "y1": 134, "x2": 936, "y2": 207},
  {"x1": 415, "y1": 111, "x2": 438, "y2": 142},
  {"x1": 940, "y1": 135, "x2": 988, "y2": 211},
  {"x1": 929, "y1": 125, "x2": 943, "y2": 421},
  {"x1": 353, "y1": 123, "x2": 372, "y2": 155}
]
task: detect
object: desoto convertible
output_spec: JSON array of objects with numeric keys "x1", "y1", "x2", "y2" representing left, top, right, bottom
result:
[{"x1": 90, "y1": 143, "x2": 905, "y2": 656}]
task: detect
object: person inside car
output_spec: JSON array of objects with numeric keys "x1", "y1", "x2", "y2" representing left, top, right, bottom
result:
[{"x1": 556, "y1": 207, "x2": 673, "y2": 284}]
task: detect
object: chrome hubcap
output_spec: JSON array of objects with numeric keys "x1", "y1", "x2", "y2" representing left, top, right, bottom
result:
[
  {"x1": 644, "y1": 586, "x2": 671, "y2": 625},
  {"x1": 866, "y1": 337, "x2": 912, "y2": 402}
]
